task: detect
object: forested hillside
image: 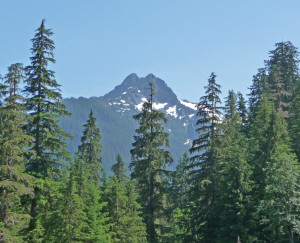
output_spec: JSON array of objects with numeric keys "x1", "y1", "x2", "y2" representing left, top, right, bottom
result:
[{"x1": 2, "y1": 20, "x2": 300, "y2": 243}]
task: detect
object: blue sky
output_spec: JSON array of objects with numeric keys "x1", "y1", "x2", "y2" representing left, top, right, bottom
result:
[{"x1": 1, "y1": 1, "x2": 300, "y2": 102}]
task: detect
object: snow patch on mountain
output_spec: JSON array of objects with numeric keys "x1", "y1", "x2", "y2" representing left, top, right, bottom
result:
[
  {"x1": 166, "y1": 105, "x2": 178, "y2": 118},
  {"x1": 179, "y1": 99, "x2": 197, "y2": 110},
  {"x1": 153, "y1": 102, "x2": 167, "y2": 110},
  {"x1": 135, "y1": 103, "x2": 143, "y2": 111},
  {"x1": 135, "y1": 98, "x2": 148, "y2": 111}
]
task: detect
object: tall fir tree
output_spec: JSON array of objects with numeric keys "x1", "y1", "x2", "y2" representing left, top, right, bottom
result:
[
  {"x1": 0, "y1": 64, "x2": 33, "y2": 242},
  {"x1": 23, "y1": 19, "x2": 71, "y2": 238},
  {"x1": 188, "y1": 72, "x2": 223, "y2": 242},
  {"x1": 24, "y1": 19, "x2": 71, "y2": 176},
  {"x1": 130, "y1": 82, "x2": 172, "y2": 242}
]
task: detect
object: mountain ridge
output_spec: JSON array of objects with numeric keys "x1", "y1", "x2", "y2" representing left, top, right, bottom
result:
[{"x1": 60, "y1": 73, "x2": 198, "y2": 172}]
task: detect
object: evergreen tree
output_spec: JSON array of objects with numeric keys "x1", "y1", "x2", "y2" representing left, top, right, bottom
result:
[
  {"x1": 266, "y1": 41, "x2": 299, "y2": 118},
  {"x1": 173, "y1": 152, "x2": 190, "y2": 210},
  {"x1": 248, "y1": 95, "x2": 300, "y2": 241},
  {"x1": 237, "y1": 91, "x2": 247, "y2": 125},
  {"x1": 257, "y1": 144, "x2": 300, "y2": 242},
  {"x1": 105, "y1": 154, "x2": 146, "y2": 243},
  {"x1": 248, "y1": 68, "x2": 268, "y2": 114},
  {"x1": 217, "y1": 90, "x2": 252, "y2": 242},
  {"x1": 289, "y1": 80, "x2": 300, "y2": 160},
  {"x1": 3, "y1": 63, "x2": 25, "y2": 110},
  {"x1": 0, "y1": 64, "x2": 33, "y2": 242},
  {"x1": 41, "y1": 163, "x2": 89, "y2": 243},
  {"x1": 24, "y1": 19, "x2": 71, "y2": 176},
  {"x1": 169, "y1": 152, "x2": 192, "y2": 242},
  {"x1": 111, "y1": 153, "x2": 127, "y2": 183},
  {"x1": 125, "y1": 181, "x2": 147, "y2": 243},
  {"x1": 248, "y1": 95, "x2": 276, "y2": 203},
  {"x1": 78, "y1": 110, "x2": 103, "y2": 181},
  {"x1": 76, "y1": 111, "x2": 111, "y2": 242},
  {"x1": 224, "y1": 90, "x2": 237, "y2": 119},
  {"x1": 27, "y1": 174, "x2": 63, "y2": 242},
  {"x1": 83, "y1": 174, "x2": 110, "y2": 242},
  {"x1": 23, "y1": 19, "x2": 71, "y2": 238},
  {"x1": 130, "y1": 82, "x2": 172, "y2": 242},
  {"x1": 0, "y1": 74, "x2": 6, "y2": 106},
  {"x1": 188, "y1": 72, "x2": 224, "y2": 241}
]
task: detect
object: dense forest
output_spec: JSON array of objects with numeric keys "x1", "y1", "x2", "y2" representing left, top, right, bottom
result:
[{"x1": 1, "y1": 20, "x2": 300, "y2": 243}]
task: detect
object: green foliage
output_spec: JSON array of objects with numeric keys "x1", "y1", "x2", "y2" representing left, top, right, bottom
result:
[
  {"x1": 50, "y1": 165, "x2": 89, "y2": 242},
  {"x1": 266, "y1": 41, "x2": 299, "y2": 118},
  {"x1": 111, "y1": 154, "x2": 127, "y2": 183},
  {"x1": 257, "y1": 149, "x2": 300, "y2": 242},
  {"x1": 130, "y1": 82, "x2": 172, "y2": 242},
  {"x1": 216, "y1": 90, "x2": 253, "y2": 242},
  {"x1": 78, "y1": 110, "x2": 103, "y2": 181},
  {"x1": 3, "y1": 20, "x2": 300, "y2": 242},
  {"x1": 60, "y1": 97, "x2": 139, "y2": 173},
  {"x1": 289, "y1": 80, "x2": 300, "y2": 160},
  {"x1": 105, "y1": 154, "x2": 146, "y2": 243},
  {"x1": 25, "y1": 175, "x2": 58, "y2": 242},
  {"x1": 237, "y1": 92, "x2": 247, "y2": 125},
  {"x1": 24, "y1": 19, "x2": 71, "y2": 176},
  {"x1": 188, "y1": 72, "x2": 224, "y2": 241},
  {"x1": 168, "y1": 153, "x2": 193, "y2": 242},
  {"x1": 172, "y1": 152, "x2": 190, "y2": 210},
  {"x1": 248, "y1": 95, "x2": 300, "y2": 241},
  {"x1": 76, "y1": 111, "x2": 111, "y2": 242},
  {"x1": 0, "y1": 64, "x2": 33, "y2": 241},
  {"x1": 22, "y1": 19, "x2": 71, "y2": 240},
  {"x1": 248, "y1": 68, "x2": 269, "y2": 114}
]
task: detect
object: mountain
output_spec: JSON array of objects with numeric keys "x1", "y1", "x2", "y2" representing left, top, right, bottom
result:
[{"x1": 60, "y1": 73, "x2": 198, "y2": 172}]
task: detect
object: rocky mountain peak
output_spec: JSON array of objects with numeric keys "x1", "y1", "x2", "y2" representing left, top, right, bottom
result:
[
  {"x1": 62, "y1": 73, "x2": 198, "y2": 171},
  {"x1": 104, "y1": 73, "x2": 178, "y2": 105}
]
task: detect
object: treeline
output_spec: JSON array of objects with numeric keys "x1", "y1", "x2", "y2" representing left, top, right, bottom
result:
[
  {"x1": 0, "y1": 20, "x2": 145, "y2": 242},
  {"x1": 1, "y1": 20, "x2": 300, "y2": 243}
]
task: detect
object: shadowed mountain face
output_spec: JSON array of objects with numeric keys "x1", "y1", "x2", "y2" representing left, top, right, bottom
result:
[{"x1": 60, "y1": 73, "x2": 198, "y2": 173}]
